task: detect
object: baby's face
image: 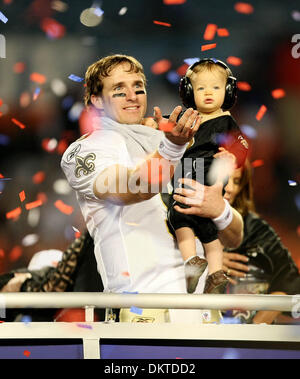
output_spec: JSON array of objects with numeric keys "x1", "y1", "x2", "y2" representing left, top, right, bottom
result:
[{"x1": 190, "y1": 68, "x2": 227, "y2": 115}]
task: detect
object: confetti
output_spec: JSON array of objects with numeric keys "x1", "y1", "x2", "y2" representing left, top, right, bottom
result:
[
  {"x1": 72, "y1": 226, "x2": 80, "y2": 233},
  {"x1": 203, "y1": 24, "x2": 217, "y2": 40},
  {"x1": 0, "y1": 134, "x2": 10, "y2": 145},
  {"x1": 42, "y1": 138, "x2": 58, "y2": 152},
  {"x1": 0, "y1": 11, "x2": 8, "y2": 23},
  {"x1": 217, "y1": 28, "x2": 229, "y2": 37},
  {"x1": 159, "y1": 121, "x2": 174, "y2": 132},
  {"x1": 56, "y1": 138, "x2": 68, "y2": 155},
  {"x1": 80, "y1": 7, "x2": 104, "y2": 27},
  {"x1": 9, "y1": 246, "x2": 22, "y2": 262},
  {"x1": 118, "y1": 7, "x2": 128, "y2": 16},
  {"x1": 68, "y1": 74, "x2": 84, "y2": 83},
  {"x1": 22, "y1": 234, "x2": 39, "y2": 247},
  {"x1": 130, "y1": 306, "x2": 143, "y2": 315},
  {"x1": 25, "y1": 199, "x2": 43, "y2": 210},
  {"x1": 153, "y1": 20, "x2": 172, "y2": 27},
  {"x1": 297, "y1": 226, "x2": 300, "y2": 237},
  {"x1": 176, "y1": 63, "x2": 189, "y2": 76},
  {"x1": 226, "y1": 56, "x2": 242, "y2": 66},
  {"x1": 11, "y1": 118, "x2": 25, "y2": 129},
  {"x1": 251, "y1": 159, "x2": 264, "y2": 168},
  {"x1": 201, "y1": 43, "x2": 217, "y2": 51},
  {"x1": 32, "y1": 171, "x2": 45, "y2": 184},
  {"x1": 166, "y1": 70, "x2": 180, "y2": 84},
  {"x1": 121, "y1": 271, "x2": 130, "y2": 277},
  {"x1": 21, "y1": 315, "x2": 32, "y2": 325},
  {"x1": 291, "y1": 10, "x2": 300, "y2": 21},
  {"x1": 0, "y1": 249, "x2": 5, "y2": 259},
  {"x1": 6, "y1": 207, "x2": 22, "y2": 220},
  {"x1": 33, "y1": 87, "x2": 41, "y2": 101},
  {"x1": 256, "y1": 105, "x2": 267, "y2": 121},
  {"x1": 76, "y1": 323, "x2": 93, "y2": 330},
  {"x1": 30, "y1": 72, "x2": 47, "y2": 85},
  {"x1": 54, "y1": 200, "x2": 74, "y2": 215},
  {"x1": 288, "y1": 180, "x2": 297, "y2": 186},
  {"x1": 237, "y1": 81, "x2": 251, "y2": 91},
  {"x1": 19, "y1": 190, "x2": 26, "y2": 202},
  {"x1": 93, "y1": 7, "x2": 104, "y2": 17},
  {"x1": 271, "y1": 88, "x2": 286, "y2": 99},
  {"x1": 163, "y1": 0, "x2": 187, "y2": 4},
  {"x1": 40, "y1": 18, "x2": 66, "y2": 39},
  {"x1": 151, "y1": 59, "x2": 172, "y2": 75},
  {"x1": 13, "y1": 62, "x2": 26, "y2": 74},
  {"x1": 240, "y1": 124, "x2": 257, "y2": 139},
  {"x1": 234, "y1": 2, "x2": 254, "y2": 14},
  {"x1": 23, "y1": 350, "x2": 31, "y2": 358}
]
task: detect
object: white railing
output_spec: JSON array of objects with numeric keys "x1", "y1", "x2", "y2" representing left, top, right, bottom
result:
[
  {"x1": 0, "y1": 292, "x2": 298, "y2": 312},
  {"x1": 0, "y1": 293, "x2": 299, "y2": 359}
]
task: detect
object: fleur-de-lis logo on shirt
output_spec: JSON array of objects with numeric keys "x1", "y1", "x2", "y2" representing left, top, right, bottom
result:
[{"x1": 74, "y1": 153, "x2": 96, "y2": 178}]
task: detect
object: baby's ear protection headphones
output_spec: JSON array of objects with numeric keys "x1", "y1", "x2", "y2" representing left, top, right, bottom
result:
[{"x1": 179, "y1": 58, "x2": 237, "y2": 111}]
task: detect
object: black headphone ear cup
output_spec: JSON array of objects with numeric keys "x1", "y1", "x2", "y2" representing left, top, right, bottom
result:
[
  {"x1": 222, "y1": 76, "x2": 237, "y2": 110},
  {"x1": 179, "y1": 76, "x2": 196, "y2": 109}
]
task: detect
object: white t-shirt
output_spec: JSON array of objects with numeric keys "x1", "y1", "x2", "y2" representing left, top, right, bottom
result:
[{"x1": 61, "y1": 127, "x2": 206, "y2": 321}]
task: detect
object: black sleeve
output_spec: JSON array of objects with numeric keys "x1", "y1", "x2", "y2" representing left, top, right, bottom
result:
[{"x1": 243, "y1": 214, "x2": 300, "y2": 295}]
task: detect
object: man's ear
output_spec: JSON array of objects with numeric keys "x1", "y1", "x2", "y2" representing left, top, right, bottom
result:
[{"x1": 90, "y1": 94, "x2": 103, "y2": 110}]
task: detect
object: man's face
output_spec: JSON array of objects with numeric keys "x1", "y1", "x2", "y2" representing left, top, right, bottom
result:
[
  {"x1": 191, "y1": 68, "x2": 226, "y2": 115},
  {"x1": 95, "y1": 62, "x2": 147, "y2": 125}
]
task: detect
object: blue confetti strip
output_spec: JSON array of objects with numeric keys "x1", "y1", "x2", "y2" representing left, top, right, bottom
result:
[
  {"x1": 76, "y1": 323, "x2": 93, "y2": 330},
  {"x1": 0, "y1": 11, "x2": 8, "y2": 24},
  {"x1": 68, "y1": 74, "x2": 84, "y2": 83},
  {"x1": 130, "y1": 306, "x2": 143, "y2": 315}
]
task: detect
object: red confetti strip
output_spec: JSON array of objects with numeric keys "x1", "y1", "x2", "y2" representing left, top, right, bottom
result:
[
  {"x1": 297, "y1": 226, "x2": 300, "y2": 237},
  {"x1": 56, "y1": 139, "x2": 68, "y2": 155},
  {"x1": 176, "y1": 63, "x2": 189, "y2": 76},
  {"x1": 9, "y1": 246, "x2": 22, "y2": 262},
  {"x1": 217, "y1": 28, "x2": 229, "y2": 37},
  {"x1": 19, "y1": 190, "x2": 26, "y2": 202},
  {"x1": 226, "y1": 56, "x2": 242, "y2": 66},
  {"x1": 13, "y1": 62, "x2": 26, "y2": 74},
  {"x1": 30, "y1": 72, "x2": 47, "y2": 85},
  {"x1": 6, "y1": 207, "x2": 22, "y2": 220},
  {"x1": 251, "y1": 159, "x2": 264, "y2": 168},
  {"x1": 153, "y1": 20, "x2": 171, "y2": 27},
  {"x1": 11, "y1": 118, "x2": 25, "y2": 129},
  {"x1": 151, "y1": 59, "x2": 172, "y2": 75},
  {"x1": 271, "y1": 88, "x2": 286, "y2": 99},
  {"x1": 25, "y1": 199, "x2": 43, "y2": 210},
  {"x1": 37, "y1": 192, "x2": 48, "y2": 204},
  {"x1": 158, "y1": 121, "x2": 174, "y2": 132},
  {"x1": 237, "y1": 81, "x2": 252, "y2": 91},
  {"x1": 234, "y1": 2, "x2": 254, "y2": 14},
  {"x1": 0, "y1": 249, "x2": 5, "y2": 259},
  {"x1": 201, "y1": 43, "x2": 217, "y2": 51},
  {"x1": 0, "y1": 173, "x2": 4, "y2": 179},
  {"x1": 203, "y1": 24, "x2": 217, "y2": 40},
  {"x1": 163, "y1": 0, "x2": 187, "y2": 4},
  {"x1": 40, "y1": 18, "x2": 66, "y2": 39},
  {"x1": 54, "y1": 200, "x2": 74, "y2": 215},
  {"x1": 23, "y1": 350, "x2": 31, "y2": 358},
  {"x1": 121, "y1": 271, "x2": 130, "y2": 277},
  {"x1": 32, "y1": 171, "x2": 45, "y2": 184},
  {"x1": 256, "y1": 105, "x2": 267, "y2": 121}
]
